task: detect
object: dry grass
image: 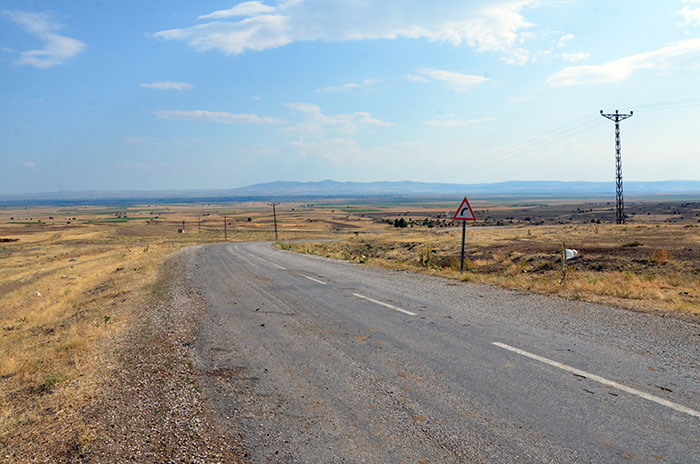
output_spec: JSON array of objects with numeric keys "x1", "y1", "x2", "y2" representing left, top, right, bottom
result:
[
  {"x1": 1, "y1": 199, "x2": 698, "y2": 457},
  {"x1": 280, "y1": 223, "x2": 700, "y2": 318},
  {"x1": 0, "y1": 202, "x2": 346, "y2": 458}
]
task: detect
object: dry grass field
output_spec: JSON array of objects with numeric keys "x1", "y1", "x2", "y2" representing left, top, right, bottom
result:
[
  {"x1": 1, "y1": 197, "x2": 698, "y2": 459},
  {"x1": 0, "y1": 202, "x2": 344, "y2": 459},
  {"x1": 280, "y1": 220, "x2": 700, "y2": 319}
]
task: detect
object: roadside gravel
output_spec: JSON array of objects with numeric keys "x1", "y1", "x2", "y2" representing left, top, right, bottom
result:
[{"x1": 81, "y1": 250, "x2": 243, "y2": 463}]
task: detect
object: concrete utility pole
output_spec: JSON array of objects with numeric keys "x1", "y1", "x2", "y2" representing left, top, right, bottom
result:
[
  {"x1": 268, "y1": 203, "x2": 280, "y2": 242},
  {"x1": 600, "y1": 109, "x2": 633, "y2": 224}
]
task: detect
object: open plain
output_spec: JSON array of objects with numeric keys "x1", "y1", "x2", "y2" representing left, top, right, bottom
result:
[{"x1": 0, "y1": 196, "x2": 698, "y2": 461}]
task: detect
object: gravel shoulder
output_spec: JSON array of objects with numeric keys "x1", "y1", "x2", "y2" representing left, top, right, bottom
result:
[{"x1": 79, "y1": 249, "x2": 243, "y2": 463}]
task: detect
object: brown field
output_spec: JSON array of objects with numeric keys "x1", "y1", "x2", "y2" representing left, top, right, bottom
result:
[{"x1": 0, "y1": 197, "x2": 698, "y2": 459}]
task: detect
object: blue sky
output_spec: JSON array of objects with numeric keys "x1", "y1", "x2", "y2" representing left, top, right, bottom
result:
[{"x1": 1, "y1": 0, "x2": 700, "y2": 194}]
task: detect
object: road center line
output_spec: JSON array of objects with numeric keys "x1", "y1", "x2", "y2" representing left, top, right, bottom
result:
[
  {"x1": 492, "y1": 342, "x2": 700, "y2": 418},
  {"x1": 300, "y1": 274, "x2": 327, "y2": 285},
  {"x1": 352, "y1": 293, "x2": 417, "y2": 316},
  {"x1": 271, "y1": 263, "x2": 287, "y2": 270}
]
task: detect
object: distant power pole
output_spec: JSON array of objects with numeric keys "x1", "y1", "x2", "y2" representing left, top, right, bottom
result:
[
  {"x1": 268, "y1": 203, "x2": 280, "y2": 242},
  {"x1": 600, "y1": 109, "x2": 633, "y2": 224},
  {"x1": 198, "y1": 215, "x2": 201, "y2": 233},
  {"x1": 224, "y1": 215, "x2": 227, "y2": 241}
]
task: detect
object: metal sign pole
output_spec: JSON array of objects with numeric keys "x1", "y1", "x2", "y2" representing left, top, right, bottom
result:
[{"x1": 460, "y1": 221, "x2": 466, "y2": 273}]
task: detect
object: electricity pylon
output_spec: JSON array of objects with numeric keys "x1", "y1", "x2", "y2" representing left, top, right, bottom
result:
[{"x1": 600, "y1": 109, "x2": 633, "y2": 224}]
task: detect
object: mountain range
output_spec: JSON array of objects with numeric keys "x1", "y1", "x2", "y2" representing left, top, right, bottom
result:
[{"x1": 2, "y1": 180, "x2": 700, "y2": 205}]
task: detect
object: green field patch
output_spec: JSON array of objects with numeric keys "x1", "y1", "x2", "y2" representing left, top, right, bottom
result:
[{"x1": 6, "y1": 221, "x2": 45, "y2": 225}]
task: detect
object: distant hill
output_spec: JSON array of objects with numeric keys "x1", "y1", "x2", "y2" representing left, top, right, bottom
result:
[
  {"x1": 226, "y1": 180, "x2": 700, "y2": 196},
  {"x1": 2, "y1": 180, "x2": 700, "y2": 205}
]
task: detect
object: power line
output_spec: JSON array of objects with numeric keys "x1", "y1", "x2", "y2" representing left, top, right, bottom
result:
[{"x1": 421, "y1": 96, "x2": 699, "y2": 184}]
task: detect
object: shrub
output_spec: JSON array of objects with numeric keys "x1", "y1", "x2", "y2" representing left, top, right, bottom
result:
[
  {"x1": 622, "y1": 241, "x2": 643, "y2": 248},
  {"x1": 651, "y1": 249, "x2": 672, "y2": 264},
  {"x1": 418, "y1": 245, "x2": 434, "y2": 268}
]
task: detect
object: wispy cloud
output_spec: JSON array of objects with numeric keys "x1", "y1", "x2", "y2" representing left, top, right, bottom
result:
[
  {"x1": 286, "y1": 103, "x2": 392, "y2": 135},
  {"x1": 425, "y1": 116, "x2": 496, "y2": 128},
  {"x1": 315, "y1": 79, "x2": 377, "y2": 93},
  {"x1": 153, "y1": 110, "x2": 282, "y2": 124},
  {"x1": 140, "y1": 81, "x2": 193, "y2": 91},
  {"x1": 1, "y1": 10, "x2": 85, "y2": 69},
  {"x1": 198, "y1": 1, "x2": 276, "y2": 20},
  {"x1": 284, "y1": 103, "x2": 393, "y2": 163},
  {"x1": 415, "y1": 67, "x2": 488, "y2": 91},
  {"x1": 561, "y1": 51, "x2": 589, "y2": 62},
  {"x1": 548, "y1": 38, "x2": 700, "y2": 86},
  {"x1": 154, "y1": 1, "x2": 540, "y2": 61},
  {"x1": 557, "y1": 33, "x2": 574, "y2": 48},
  {"x1": 678, "y1": 0, "x2": 700, "y2": 28}
]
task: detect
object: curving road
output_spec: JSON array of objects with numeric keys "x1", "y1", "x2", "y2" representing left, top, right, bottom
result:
[{"x1": 182, "y1": 242, "x2": 700, "y2": 463}]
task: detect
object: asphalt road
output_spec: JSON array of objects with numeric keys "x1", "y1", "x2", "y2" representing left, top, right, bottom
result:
[{"x1": 182, "y1": 242, "x2": 700, "y2": 463}]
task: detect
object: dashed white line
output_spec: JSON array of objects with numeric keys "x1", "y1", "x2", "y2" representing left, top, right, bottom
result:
[
  {"x1": 492, "y1": 342, "x2": 700, "y2": 419},
  {"x1": 300, "y1": 274, "x2": 327, "y2": 285},
  {"x1": 271, "y1": 263, "x2": 287, "y2": 270},
  {"x1": 352, "y1": 293, "x2": 416, "y2": 316}
]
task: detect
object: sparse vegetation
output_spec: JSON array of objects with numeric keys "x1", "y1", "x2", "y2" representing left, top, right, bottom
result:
[{"x1": 1, "y1": 197, "x2": 699, "y2": 458}]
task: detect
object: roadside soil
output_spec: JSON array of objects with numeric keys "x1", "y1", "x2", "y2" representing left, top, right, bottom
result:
[
  {"x1": 81, "y1": 253, "x2": 243, "y2": 463},
  {"x1": 2, "y1": 252, "x2": 243, "y2": 463}
]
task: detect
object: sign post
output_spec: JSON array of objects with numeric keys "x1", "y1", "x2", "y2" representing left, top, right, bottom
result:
[{"x1": 452, "y1": 197, "x2": 477, "y2": 272}]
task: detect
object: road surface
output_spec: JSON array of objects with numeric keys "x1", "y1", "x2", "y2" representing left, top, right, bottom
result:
[{"x1": 182, "y1": 242, "x2": 699, "y2": 463}]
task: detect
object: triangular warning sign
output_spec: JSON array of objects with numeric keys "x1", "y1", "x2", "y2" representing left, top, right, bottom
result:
[{"x1": 452, "y1": 197, "x2": 477, "y2": 221}]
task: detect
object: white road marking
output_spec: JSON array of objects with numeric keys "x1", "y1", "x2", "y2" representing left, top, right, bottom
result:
[
  {"x1": 492, "y1": 342, "x2": 700, "y2": 419},
  {"x1": 300, "y1": 274, "x2": 327, "y2": 285},
  {"x1": 272, "y1": 263, "x2": 287, "y2": 270},
  {"x1": 352, "y1": 293, "x2": 417, "y2": 316}
]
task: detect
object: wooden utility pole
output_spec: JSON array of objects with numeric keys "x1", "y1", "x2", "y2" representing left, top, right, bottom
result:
[
  {"x1": 198, "y1": 215, "x2": 201, "y2": 233},
  {"x1": 224, "y1": 215, "x2": 227, "y2": 241},
  {"x1": 268, "y1": 203, "x2": 280, "y2": 242}
]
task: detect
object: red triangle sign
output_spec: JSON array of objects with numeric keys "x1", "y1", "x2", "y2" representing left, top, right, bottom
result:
[{"x1": 452, "y1": 197, "x2": 477, "y2": 221}]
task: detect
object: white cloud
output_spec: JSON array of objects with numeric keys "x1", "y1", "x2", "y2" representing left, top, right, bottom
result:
[
  {"x1": 557, "y1": 33, "x2": 574, "y2": 48},
  {"x1": 426, "y1": 116, "x2": 496, "y2": 128},
  {"x1": 405, "y1": 74, "x2": 429, "y2": 83},
  {"x1": 548, "y1": 38, "x2": 700, "y2": 86},
  {"x1": 286, "y1": 103, "x2": 392, "y2": 135},
  {"x1": 23, "y1": 160, "x2": 36, "y2": 168},
  {"x1": 153, "y1": 110, "x2": 282, "y2": 124},
  {"x1": 140, "y1": 81, "x2": 193, "y2": 91},
  {"x1": 198, "y1": 1, "x2": 276, "y2": 20},
  {"x1": 678, "y1": 5, "x2": 700, "y2": 27},
  {"x1": 315, "y1": 78, "x2": 377, "y2": 93},
  {"x1": 500, "y1": 48, "x2": 530, "y2": 65},
  {"x1": 154, "y1": 1, "x2": 541, "y2": 60},
  {"x1": 284, "y1": 103, "x2": 393, "y2": 163},
  {"x1": 416, "y1": 67, "x2": 488, "y2": 91},
  {"x1": 561, "y1": 51, "x2": 589, "y2": 62},
  {"x1": 1, "y1": 10, "x2": 85, "y2": 69}
]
